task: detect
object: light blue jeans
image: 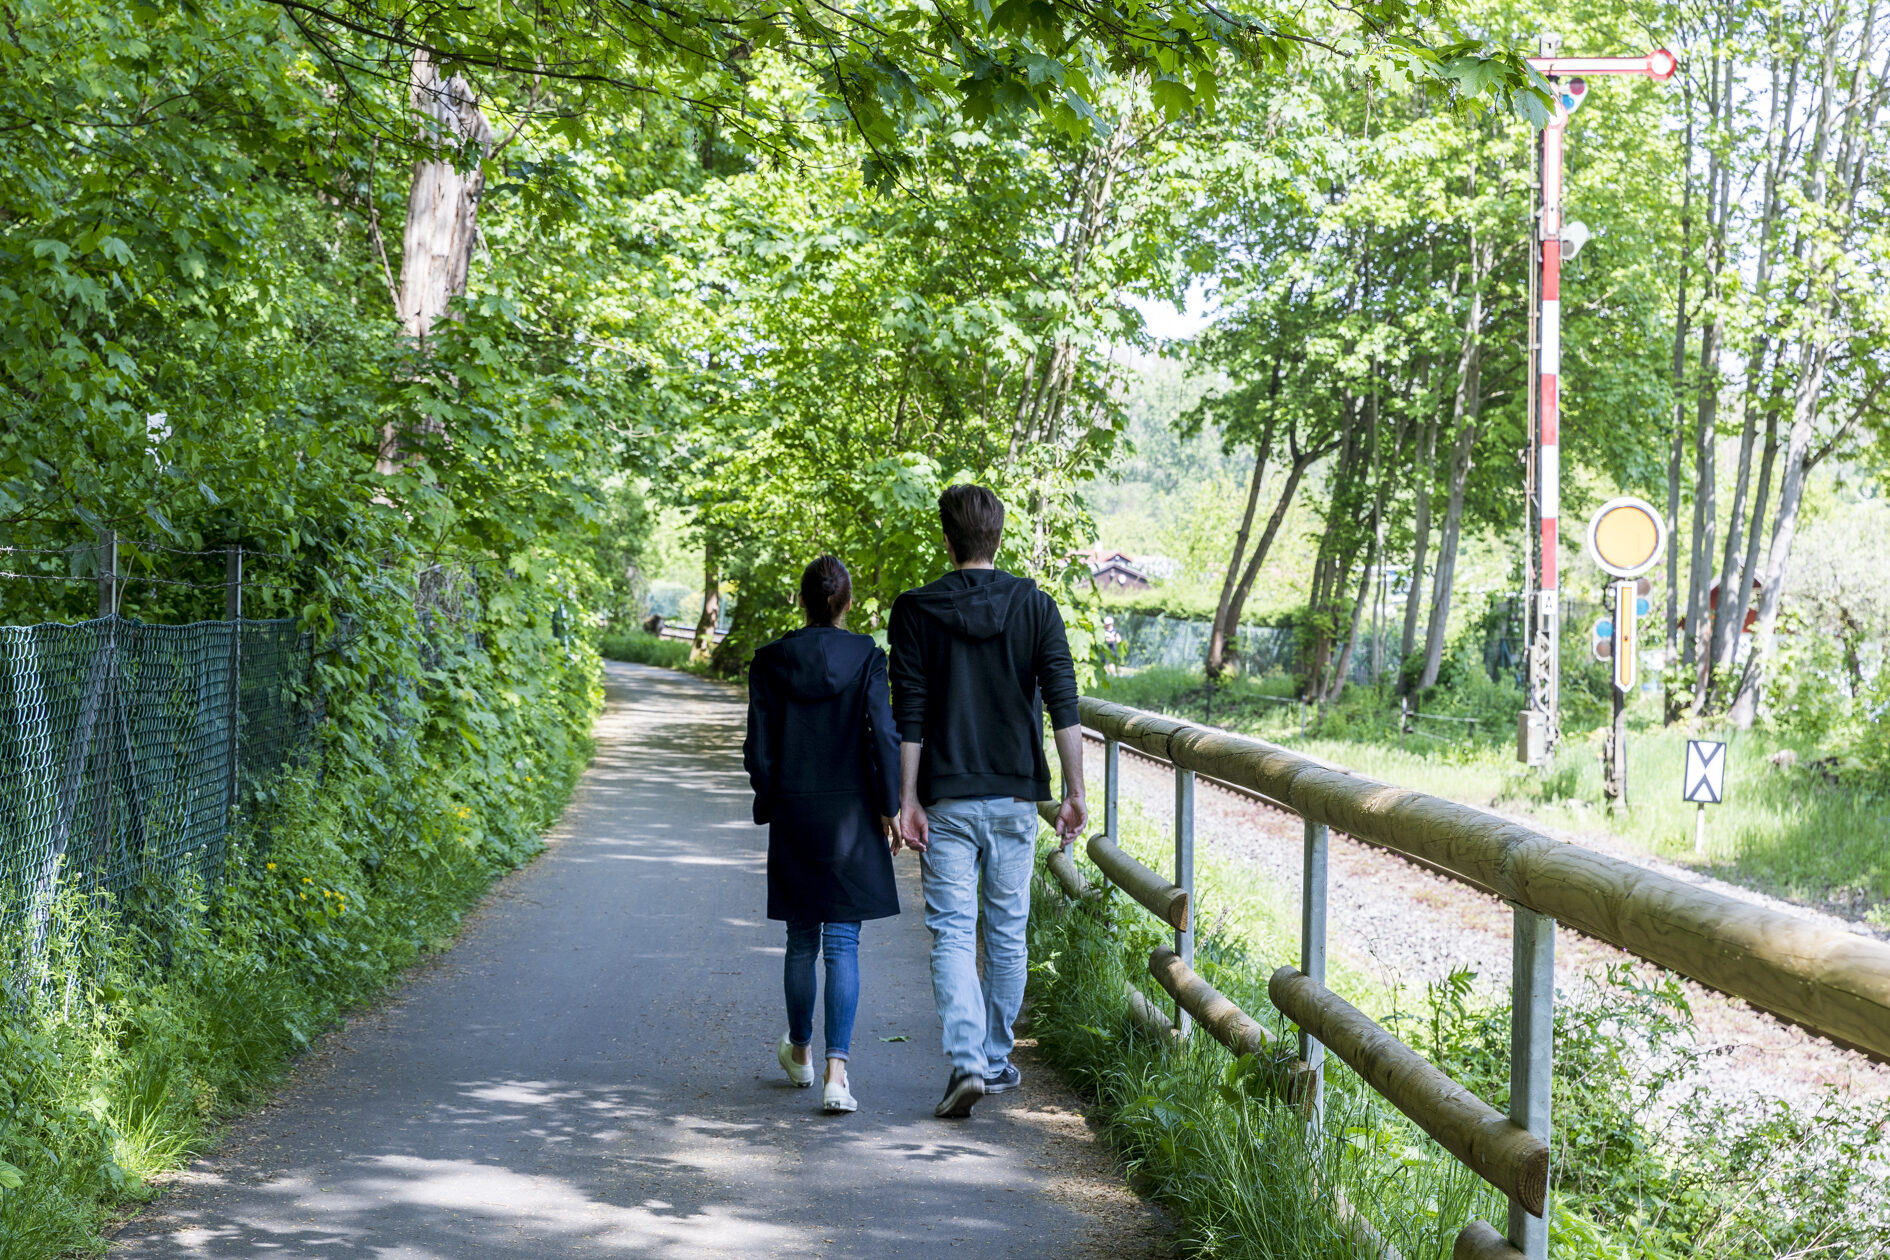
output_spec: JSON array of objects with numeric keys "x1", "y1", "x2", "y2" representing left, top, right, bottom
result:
[{"x1": 920, "y1": 797, "x2": 1039, "y2": 1077}]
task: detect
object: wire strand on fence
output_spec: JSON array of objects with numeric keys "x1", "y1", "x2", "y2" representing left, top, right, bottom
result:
[
  {"x1": 122, "y1": 539, "x2": 302, "y2": 564},
  {"x1": 0, "y1": 570, "x2": 299, "y2": 594}
]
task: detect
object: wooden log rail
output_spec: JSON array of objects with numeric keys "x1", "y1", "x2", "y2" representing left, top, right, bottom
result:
[
  {"x1": 1086, "y1": 833, "x2": 1190, "y2": 931},
  {"x1": 1148, "y1": 946, "x2": 1274, "y2": 1056},
  {"x1": 1045, "y1": 845, "x2": 1097, "y2": 902},
  {"x1": 1454, "y1": 1220, "x2": 1527, "y2": 1260},
  {"x1": 1081, "y1": 695, "x2": 1890, "y2": 1062},
  {"x1": 1270, "y1": 967, "x2": 1550, "y2": 1217},
  {"x1": 1033, "y1": 822, "x2": 1176, "y2": 1044}
]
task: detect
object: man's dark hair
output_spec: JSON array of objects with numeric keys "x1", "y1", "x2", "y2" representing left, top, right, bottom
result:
[{"x1": 938, "y1": 484, "x2": 1004, "y2": 564}]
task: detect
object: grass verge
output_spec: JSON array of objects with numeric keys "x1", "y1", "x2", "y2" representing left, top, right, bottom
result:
[{"x1": 1027, "y1": 796, "x2": 1889, "y2": 1259}]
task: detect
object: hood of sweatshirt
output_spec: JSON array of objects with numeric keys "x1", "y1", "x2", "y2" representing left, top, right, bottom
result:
[
  {"x1": 901, "y1": 570, "x2": 1035, "y2": 641},
  {"x1": 759, "y1": 626, "x2": 863, "y2": 700}
]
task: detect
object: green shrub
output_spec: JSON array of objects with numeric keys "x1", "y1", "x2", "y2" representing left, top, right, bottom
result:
[
  {"x1": 598, "y1": 629, "x2": 691, "y2": 668},
  {"x1": 0, "y1": 610, "x2": 600, "y2": 1256}
]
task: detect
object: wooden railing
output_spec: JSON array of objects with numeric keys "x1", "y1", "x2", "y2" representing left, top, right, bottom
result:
[{"x1": 1041, "y1": 696, "x2": 1890, "y2": 1260}]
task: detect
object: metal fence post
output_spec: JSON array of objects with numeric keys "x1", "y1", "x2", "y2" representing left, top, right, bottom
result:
[
  {"x1": 1300, "y1": 818, "x2": 1329, "y2": 1129},
  {"x1": 223, "y1": 548, "x2": 242, "y2": 827},
  {"x1": 1174, "y1": 767, "x2": 1195, "y2": 1038},
  {"x1": 97, "y1": 529, "x2": 117, "y2": 617},
  {"x1": 1508, "y1": 906, "x2": 1556, "y2": 1259},
  {"x1": 1104, "y1": 737, "x2": 1119, "y2": 844}
]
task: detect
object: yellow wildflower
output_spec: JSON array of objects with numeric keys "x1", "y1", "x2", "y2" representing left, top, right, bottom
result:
[{"x1": 266, "y1": 862, "x2": 276, "y2": 870}]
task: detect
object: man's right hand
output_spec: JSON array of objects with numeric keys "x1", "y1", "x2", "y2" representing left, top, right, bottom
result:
[
  {"x1": 898, "y1": 798, "x2": 929, "y2": 854},
  {"x1": 1053, "y1": 795, "x2": 1087, "y2": 848}
]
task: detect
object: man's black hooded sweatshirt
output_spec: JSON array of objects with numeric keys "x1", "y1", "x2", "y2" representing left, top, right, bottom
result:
[{"x1": 888, "y1": 568, "x2": 1080, "y2": 805}]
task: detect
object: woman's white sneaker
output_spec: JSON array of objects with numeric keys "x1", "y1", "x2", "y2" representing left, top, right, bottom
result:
[
  {"x1": 778, "y1": 1033, "x2": 815, "y2": 1087},
  {"x1": 822, "y1": 1074, "x2": 858, "y2": 1113}
]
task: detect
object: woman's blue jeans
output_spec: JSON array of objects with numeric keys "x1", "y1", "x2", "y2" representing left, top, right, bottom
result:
[{"x1": 784, "y1": 920, "x2": 860, "y2": 1060}]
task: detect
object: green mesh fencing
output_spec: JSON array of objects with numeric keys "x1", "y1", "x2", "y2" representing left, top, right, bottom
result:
[{"x1": 0, "y1": 615, "x2": 316, "y2": 918}]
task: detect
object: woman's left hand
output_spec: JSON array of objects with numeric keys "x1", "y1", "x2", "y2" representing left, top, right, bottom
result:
[{"x1": 879, "y1": 814, "x2": 902, "y2": 853}]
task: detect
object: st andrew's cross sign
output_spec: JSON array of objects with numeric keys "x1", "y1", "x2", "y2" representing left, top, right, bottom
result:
[{"x1": 1683, "y1": 740, "x2": 1726, "y2": 805}]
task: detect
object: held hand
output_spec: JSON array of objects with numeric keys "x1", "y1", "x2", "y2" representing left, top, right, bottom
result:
[
  {"x1": 898, "y1": 798, "x2": 930, "y2": 854},
  {"x1": 879, "y1": 815, "x2": 902, "y2": 854},
  {"x1": 1053, "y1": 795, "x2": 1087, "y2": 848}
]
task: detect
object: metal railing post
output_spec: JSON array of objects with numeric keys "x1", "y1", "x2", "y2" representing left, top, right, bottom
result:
[
  {"x1": 1174, "y1": 767, "x2": 1195, "y2": 1038},
  {"x1": 1300, "y1": 818, "x2": 1329, "y2": 1129},
  {"x1": 1508, "y1": 905, "x2": 1556, "y2": 1259},
  {"x1": 1104, "y1": 737, "x2": 1119, "y2": 844}
]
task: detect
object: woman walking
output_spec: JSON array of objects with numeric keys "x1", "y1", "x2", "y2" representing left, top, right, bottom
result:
[{"x1": 743, "y1": 555, "x2": 900, "y2": 1113}]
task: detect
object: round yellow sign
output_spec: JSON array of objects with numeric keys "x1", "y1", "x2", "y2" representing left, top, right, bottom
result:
[{"x1": 1586, "y1": 497, "x2": 1666, "y2": 578}]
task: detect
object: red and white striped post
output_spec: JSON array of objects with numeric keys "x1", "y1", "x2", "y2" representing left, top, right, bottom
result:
[{"x1": 1519, "y1": 38, "x2": 1676, "y2": 766}]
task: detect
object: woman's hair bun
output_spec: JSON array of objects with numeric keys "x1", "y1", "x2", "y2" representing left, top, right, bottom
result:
[{"x1": 799, "y1": 555, "x2": 852, "y2": 626}]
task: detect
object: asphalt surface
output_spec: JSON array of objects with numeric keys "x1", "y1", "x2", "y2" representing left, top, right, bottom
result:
[{"x1": 111, "y1": 661, "x2": 1164, "y2": 1259}]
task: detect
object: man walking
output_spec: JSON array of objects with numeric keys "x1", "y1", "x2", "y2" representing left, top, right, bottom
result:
[{"x1": 889, "y1": 484, "x2": 1087, "y2": 1119}]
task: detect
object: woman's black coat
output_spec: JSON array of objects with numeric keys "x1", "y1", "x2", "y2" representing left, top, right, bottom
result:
[{"x1": 743, "y1": 626, "x2": 900, "y2": 924}]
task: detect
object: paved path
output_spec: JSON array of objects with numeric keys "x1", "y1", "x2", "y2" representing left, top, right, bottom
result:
[{"x1": 112, "y1": 663, "x2": 1167, "y2": 1260}]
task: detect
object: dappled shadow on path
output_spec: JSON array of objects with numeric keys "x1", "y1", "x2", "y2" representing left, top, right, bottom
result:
[{"x1": 113, "y1": 663, "x2": 1106, "y2": 1260}]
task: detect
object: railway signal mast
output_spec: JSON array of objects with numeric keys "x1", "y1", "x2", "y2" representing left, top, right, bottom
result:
[{"x1": 1518, "y1": 35, "x2": 1678, "y2": 767}]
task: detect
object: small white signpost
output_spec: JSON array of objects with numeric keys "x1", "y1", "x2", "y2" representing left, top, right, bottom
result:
[{"x1": 1684, "y1": 739, "x2": 1727, "y2": 854}]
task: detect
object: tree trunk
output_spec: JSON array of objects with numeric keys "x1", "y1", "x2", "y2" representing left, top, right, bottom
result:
[
  {"x1": 1400, "y1": 409, "x2": 1438, "y2": 674},
  {"x1": 378, "y1": 52, "x2": 495, "y2": 473},
  {"x1": 1214, "y1": 426, "x2": 1333, "y2": 682},
  {"x1": 1729, "y1": 340, "x2": 1828, "y2": 726},
  {"x1": 1325, "y1": 388, "x2": 1387, "y2": 700},
  {"x1": 1419, "y1": 241, "x2": 1486, "y2": 690},
  {"x1": 1420, "y1": 418, "x2": 1475, "y2": 690},
  {"x1": 691, "y1": 543, "x2": 722, "y2": 665},
  {"x1": 1729, "y1": 11, "x2": 1886, "y2": 725},
  {"x1": 1207, "y1": 407, "x2": 1278, "y2": 679},
  {"x1": 1665, "y1": 84, "x2": 1695, "y2": 670}
]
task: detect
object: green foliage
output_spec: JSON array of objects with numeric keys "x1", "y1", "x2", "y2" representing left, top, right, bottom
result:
[
  {"x1": 267, "y1": 0, "x2": 1545, "y2": 186},
  {"x1": 597, "y1": 629, "x2": 691, "y2": 668},
  {"x1": 0, "y1": 611, "x2": 600, "y2": 1256}
]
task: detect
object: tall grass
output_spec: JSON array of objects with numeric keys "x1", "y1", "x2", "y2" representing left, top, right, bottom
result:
[
  {"x1": 1027, "y1": 797, "x2": 1889, "y2": 1259},
  {"x1": 598, "y1": 628, "x2": 693, "y2": 668}
]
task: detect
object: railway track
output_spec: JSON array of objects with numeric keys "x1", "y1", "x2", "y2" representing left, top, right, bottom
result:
[{"x1": 1082, "y1": 729, "x2": 1504, "y2": 901}]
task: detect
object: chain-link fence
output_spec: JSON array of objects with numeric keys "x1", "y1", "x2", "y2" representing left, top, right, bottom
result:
[
  {"x1": 0, "y1": 615, "x2": 317, "y2": 924},
  {"x1": 1111, "y1": 612, "x2": 1292, "y2": 675}
]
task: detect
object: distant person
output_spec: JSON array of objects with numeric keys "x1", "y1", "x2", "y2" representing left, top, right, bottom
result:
[
  {"x1": 889, "y1": 485, "x2": 1087, "y2": 1119},
  {"x1": 744, "y1": 555, "x2": 901, "y2": 1115},
  {"x1": 1102, "y1": 614, "x2": 1123, "y2": 674}
]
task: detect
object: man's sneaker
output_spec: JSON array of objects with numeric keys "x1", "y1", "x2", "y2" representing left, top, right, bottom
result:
[
  {"x1": 983, "y1": 1063, "x2": 1022, "y2": 1094},
  {"x1": 934, "y1": 1070, "x2": 984, "y2": 1118}
]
